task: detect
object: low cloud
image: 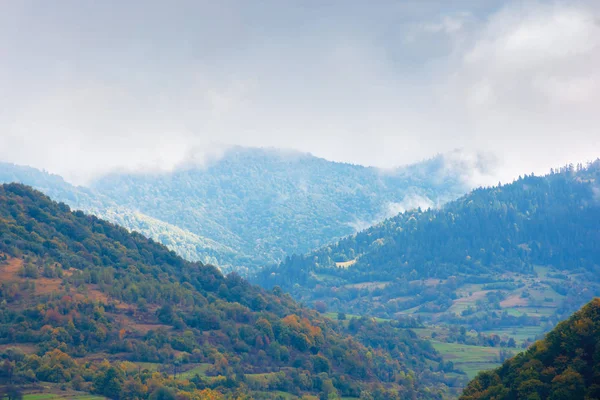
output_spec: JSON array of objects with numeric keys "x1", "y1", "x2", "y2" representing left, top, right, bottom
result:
[
  {"x1": 0, "y1": 1, "x2": 598, "y2": 184},
  {"x1": 387, "y1": 195, "x2": 436, "y2": 216}
]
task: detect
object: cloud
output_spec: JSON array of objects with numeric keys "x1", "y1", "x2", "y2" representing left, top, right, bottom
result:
[
  {"x1": 445, "y1": 1, "x2": 600, "y2": 181},
  {"x1": 440, "y1": 149, "x2": 502, "y2": 187},
  {"x1": 386, "y1": 195, "x2": 435, "y2": 216},
  {"x1": 0, "y1": 0, "x2": 598, "y2": 184}
]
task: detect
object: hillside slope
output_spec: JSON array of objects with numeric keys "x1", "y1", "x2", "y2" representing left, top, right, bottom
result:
[
  {"x1": 0, "y1": 148, "x2": 472, "y2": 272},
  {"x1": 0, "y1": 184, "x2": 457, "y2": 399},
  {"x1": 89, "y1": 147, "x2": 477, "y2": 271},
  {"x1": 256, "y1": 162, "x2": 600, "y2": 334},
  {"x1": 0, "y1": 163, "x2": 237, "y2": 269},
  {"x1": 460, "y1": 298, "x2": 600, "y2": 400}
]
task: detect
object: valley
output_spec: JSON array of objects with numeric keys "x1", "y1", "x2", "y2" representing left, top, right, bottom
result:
[
  {"x1": 0, "y1": 184, "x2": 461, "y2": 399},
  {"x1": 256, "y1": 162, "x2": 600, "y2": 383},
  {"x1": 2, "y1": 1, "x2": 600, "y2": 397},
  {"x1": 0, "y1": 148, "x2": 477, "y2": 274}
]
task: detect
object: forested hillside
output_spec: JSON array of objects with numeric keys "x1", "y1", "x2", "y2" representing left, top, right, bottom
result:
[
  {"x1": 0, "y1": 147, "x2": 476, "y2": 272},
  {"x1": 256, "y1": 162, "x2": 600, "y2": 342},
  {"x1": 0, "y1": 184, "x2": 459, "y2": 399},
  {"x1": 89, "y1": 147, "x2": 474, "y2": 271},
  {"x1": 460, "y1": 298, "x2": 600, "y2": 400},
  {"x1": 0, "y1": 163, "x2": 238, "y2": 269}
]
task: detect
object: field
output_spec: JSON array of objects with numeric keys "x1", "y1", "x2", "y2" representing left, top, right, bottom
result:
[
  {"x1": 481, "y1": 326, "x2": 545, "y2": 345},
  {"x1": 323, "y1": 312, "x2": 391, "y2": 324},
  {"x1": 176, "y1": 363, "x2": 212, "y2": 379},
  {"x1": 447, "y1": 289, "x2": 490, "y2": 314},
  {"x1": 432, "y1": 342, "x2": 517, "y2": 379}
]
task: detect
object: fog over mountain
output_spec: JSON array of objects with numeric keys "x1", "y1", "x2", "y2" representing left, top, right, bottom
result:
[
  {"x1": 1, "y1": 2, "x2": 600, "y2": 398},
  {"x1": 0, "y1": 147, "x2": 482, "y2": 272},
  {"x1": 1, "y1": 0, "x2": 599, "y2": 184}
]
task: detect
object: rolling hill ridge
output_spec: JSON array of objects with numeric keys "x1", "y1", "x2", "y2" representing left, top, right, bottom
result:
[
  {"x1": 0, "y1": 147, "x2": 485, "y2": 272},
  {"x1": 0, "y1": 183, "x2": 458, "y2": 399},
  {"x1": 256, "y1": 161, "x2": 600, "y2": 352}
]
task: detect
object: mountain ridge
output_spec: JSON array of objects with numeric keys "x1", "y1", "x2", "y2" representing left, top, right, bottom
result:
[
  {"x1": 1, "y1": 147, "x2": 480, "y2": 272},
  {"x1": 0, "y1": 183, "x2": 456, "y2": 399},
  {"x1": 255, "y1": 161, "x2": 600, "y2": 351}
]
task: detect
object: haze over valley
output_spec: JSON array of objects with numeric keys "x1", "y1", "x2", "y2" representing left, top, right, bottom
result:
[{"x1": 1, "y1": 1, "x2": 599, "y2": 399}]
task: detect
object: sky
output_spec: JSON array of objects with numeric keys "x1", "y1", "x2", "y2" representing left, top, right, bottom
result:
[{"x1": 0, "y1": 0, "x2": 599, "y2": 185}]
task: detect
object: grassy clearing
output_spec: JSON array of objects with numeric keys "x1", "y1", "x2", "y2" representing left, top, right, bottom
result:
[
  {"x1": 396, "y1": 304, "x2": 422, "y2": 314},
  {"x1": 482, "y1": 326, "x2": 545, "y2": 344},
  {"x1": 432, "y1": 341, "x2": 517, "y2": 379},
  {"x1": 448, "y1": 290, "x2": 490, "y2": 314},
  {"x1": 134, "y1": 362, "x2": 161, "y2": 371},
  {"x1": 323, "y1": 312, "x2": 391, "y2": 324},
  {"x1": 324, "y1": 312, "x2": 361, "y2": 320},
  {"x1": 176, "y1": 363, "x2": 212, "y2": 379},
  {"x1": 343, "y1": 281, "x2": 388, "y2": 290},
  {"x1": 411, "y1": 327, "x2": 442, "y2": 339},
  {"x1": 311, "y1": 273, "x2": 342, "y2": 284},
  {"x1": 246, "y1": 372, "x2": 285, "y2": 387},
  {"x1": 533, "y1": 265, "x2": 553, "y2": 279}
]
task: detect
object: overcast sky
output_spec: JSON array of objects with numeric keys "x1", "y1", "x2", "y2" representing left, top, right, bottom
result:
[{"x1": 0, "y1": 0, "x2": 599, "y2": 185}]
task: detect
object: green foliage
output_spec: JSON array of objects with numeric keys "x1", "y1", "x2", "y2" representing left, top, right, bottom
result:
[
  {"x1": 257, "y1": 161, "x2": 600, "y2": 323},
  {"x1": 460, "y1": 298, "x2": 600, "y2": 399},
  {"x1": 0, "y1": 183, "x2": 452, "y2": 399},
  {"x1": 0, "y1": 148, "x2": 468, "y2": 272}
]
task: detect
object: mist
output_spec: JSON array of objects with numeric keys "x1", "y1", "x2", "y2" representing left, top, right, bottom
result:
[{"x1": 0, "y1": 0, "x2": 598, "y2": 185}]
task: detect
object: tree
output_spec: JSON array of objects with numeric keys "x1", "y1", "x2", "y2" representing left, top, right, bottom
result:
[
  {"x1": 0, "y1": 386, "x2": 23, "y2": 400},
  {"x1": 94, "y1": 366, "x2": 124, "y2": 399},
  {"x1": 549, "y1": 369, "x2": 585, "y2": 400},
  {"x1": 314, "y1": 301, "x2": 327, "y2": 313},
  {"x1": 149, "y1": 386, "x2": 176, "y2": 400}
]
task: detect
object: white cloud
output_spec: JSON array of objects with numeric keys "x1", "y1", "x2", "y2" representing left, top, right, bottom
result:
[
  {"x1": 445, "y1": 1, "x2": 600, "y2": 182},
  {"x1": 387, "y1": 195, "x2": 435, "y2": 215},
  {"x1": 0, "y1": 0, "x2": 598, "y2": 185}
]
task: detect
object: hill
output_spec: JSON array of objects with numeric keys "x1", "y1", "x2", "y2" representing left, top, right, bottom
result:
[
  {"x1": 89, "y1": 147, "x2": 478, "y2": 271},
  {"x1": 256, "y1": 161, "x2": 600, "y2": 352},
  {"x1": 0, "y1": 183, "x2": 459, "y2": 399},
  {"x1": 0, "y1": 163, "x2": 237, "y2": 269},
  {"x1": 460, "y1": 298, "x2": 600, "y2": 399},
  {"x1": 1, "y1": 147, "x2": 479, "y2": 272}
]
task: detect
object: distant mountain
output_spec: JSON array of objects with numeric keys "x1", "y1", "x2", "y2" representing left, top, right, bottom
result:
[
  {"x1": 0, "y1": 162, "x2": 232, "y2": 268},
  {"x1": 256, "y1": 161, "x2": 600, "y2": 339},
  {"x1": 460, "y1": 298, "x2": 600, "y2": 400},
  {"x1": 0, "y1": 183, "x2": 457, "y2": 399},
  {"x1": 1, "y1": 147, "x2": 478, "y2": 272}
]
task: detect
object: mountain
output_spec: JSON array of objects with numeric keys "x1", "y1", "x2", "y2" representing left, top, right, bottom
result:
[
  {"x1": 460, "y1": 298, "x2": 600, "y2": 400},
  {"x1": 1, "y1": 147, "x2": 478, "y2": 272},
  {"x1": 89, "y1": 147, "x2": 478, "y2": 271},
  {"x1": 0, "y1": 163, "x2": 237, "y2": 269},
  {"x1": 0, "y1": 183, "x2": 459, "y2": 399},
  {"x1": 256, "y1": 161, "x2": 600, "y2": 346}
]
